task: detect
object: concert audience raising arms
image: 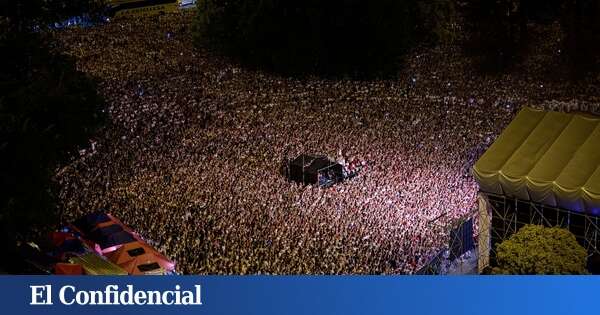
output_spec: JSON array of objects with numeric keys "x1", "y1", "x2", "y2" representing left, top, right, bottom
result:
[{"x1": 52, "y1": 12, "x2": 597, "y2": 274}]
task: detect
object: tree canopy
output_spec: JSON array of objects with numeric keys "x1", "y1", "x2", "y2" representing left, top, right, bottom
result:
[
  {"x1": 0, "y1": 0, "x2": 105, "y2": 272},
  {"x1": 493, "y1": 225, "x2": 588, "y2": 275},
  {"x1": 463, "y1": 0, "x2": 600, "y2": 77},
  {"x1": 193, "y1": 0, "x2": 600, "y2": 78},
  {"x1": 192, "y1": 0, "x2": 457, "y2": 77}
]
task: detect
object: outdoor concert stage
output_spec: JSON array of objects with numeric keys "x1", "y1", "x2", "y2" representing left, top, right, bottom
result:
[{"x1": 473, "y1": 107, "x2": 600, "y2": 272}]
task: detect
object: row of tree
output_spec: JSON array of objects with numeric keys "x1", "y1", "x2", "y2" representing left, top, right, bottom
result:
[
  {"x1": 0, "y1": 0, "x2": 105, "y2": 272},
  {"x1": 192, "y1": 0, "x2": 600, "y2": 78},
  {"x1": 465, "y1": 0, "x2": 600, "y2": 76},
  {"x1": 192, "y1": 0, "x2": 457, "y2": 76}
]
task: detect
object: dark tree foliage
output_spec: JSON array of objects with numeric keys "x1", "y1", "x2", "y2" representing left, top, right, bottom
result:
[
  {"x1": 463, "y1": 0, "x2": 529, "y2": 72},
  {"x1": 0, "y1": 31, "x2": 105, "y2": 241},
  {"x1": 0, "y1": 1, "x2": 105, "y2": 272},
  {"x1": 464, "y1": 0, "x2": 600, "y2": 77},
  {"x1": 492, "y1": 225, "x2": 587, "y2": 275},
  {"x1": 521, "y1": 0, "x2": 562, "y2": 22},
  {"x1": 560, "y1": 0, "x2": 600, "y2": 78},
  {"x1": 193, "y1": 0, "x2": 456, "y2": 77},
  {"x1": 416, "y1": 0, "x2": 458, "y2": 44}
]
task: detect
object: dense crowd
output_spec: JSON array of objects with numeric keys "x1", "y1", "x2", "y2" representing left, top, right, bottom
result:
[{"x1": 51, "y1": 11, "x2": 599, "y2": 274}]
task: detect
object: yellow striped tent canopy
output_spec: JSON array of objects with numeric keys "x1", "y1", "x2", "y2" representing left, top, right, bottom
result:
[{"x1": 473, "y1": 107, "x2": 600, "y2": 215}]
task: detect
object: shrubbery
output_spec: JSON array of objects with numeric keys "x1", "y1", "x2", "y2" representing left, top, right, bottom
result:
[{"x1": 493, "y1": 225, "x2": 587, "y2": 274}]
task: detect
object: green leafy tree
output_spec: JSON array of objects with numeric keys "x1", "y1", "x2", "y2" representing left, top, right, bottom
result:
[{"x1": 493, "y1": 225, "x2": 587, "y2": 274}]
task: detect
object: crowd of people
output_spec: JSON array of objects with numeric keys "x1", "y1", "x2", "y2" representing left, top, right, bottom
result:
[{"x1": 51, "y1": 11, "x2": 599, "y2": 274}]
